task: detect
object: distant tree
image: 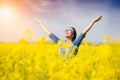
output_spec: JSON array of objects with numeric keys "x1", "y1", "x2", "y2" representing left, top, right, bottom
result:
[
  {"x1": 103, "y1": 35, "x2": 112, "y2": 43},
  {"x1": 19, "y1": 38, "x2": 27, "y2": 43}
]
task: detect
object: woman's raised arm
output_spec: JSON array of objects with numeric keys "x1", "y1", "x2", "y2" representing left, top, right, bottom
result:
[
  {"x1": 82, "y1": 16, "x2": 102, "y2": 35},
  {"x1": 35, "y1": 19, "x2": 52, "y2": 35}
]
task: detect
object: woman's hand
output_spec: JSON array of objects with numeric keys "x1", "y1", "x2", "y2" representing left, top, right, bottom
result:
[
  {"x1": 93, "y1": 16, "x2": 102, "y2": 23},
  {"x1": 34, "y1": 19, "x2": 44, "y2": 24}
]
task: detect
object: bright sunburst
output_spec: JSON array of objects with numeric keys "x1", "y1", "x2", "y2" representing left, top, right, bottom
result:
[{"x1": 0, "y1": 7, "x2": 13, "y2": 21}]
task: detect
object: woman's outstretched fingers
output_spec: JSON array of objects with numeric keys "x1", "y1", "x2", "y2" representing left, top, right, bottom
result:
[
  {"x1": 94, "y1": 16, "x2": 102, "y2": 22},
  {"x1": 34, "y1": 19, "x2": 43, "y2": 24}
]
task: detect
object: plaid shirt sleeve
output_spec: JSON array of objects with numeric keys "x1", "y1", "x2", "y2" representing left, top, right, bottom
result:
[
  {"x1": 49, "y1": 33, "x2": 60, "y2": 43},
  {"x1": 73, "y1": 33, "x2": 86, "y2": 47}
]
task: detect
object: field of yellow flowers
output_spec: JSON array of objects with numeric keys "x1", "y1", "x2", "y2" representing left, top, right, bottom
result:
[{"x1": 0, "y1": 37, "x2": 120, "y2": 80}]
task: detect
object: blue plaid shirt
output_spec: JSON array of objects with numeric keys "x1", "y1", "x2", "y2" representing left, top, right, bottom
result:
[{"x1": 49, "y1": 33, "x2": 85, "y2": 55}]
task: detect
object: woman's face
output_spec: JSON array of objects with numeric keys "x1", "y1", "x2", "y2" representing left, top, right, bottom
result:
[{"x1": 64, "y1": 28, "x2": 74, "y2": 39}]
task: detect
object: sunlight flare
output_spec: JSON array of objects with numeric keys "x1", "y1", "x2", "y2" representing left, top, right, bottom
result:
[{"x1": 0, "y1": 7, "x2": 14, "y2": 22}]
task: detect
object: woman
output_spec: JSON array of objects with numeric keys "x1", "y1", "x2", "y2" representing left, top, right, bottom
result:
[{"x1": 35, "y1": 16, "x2": 102, "y2": 55}]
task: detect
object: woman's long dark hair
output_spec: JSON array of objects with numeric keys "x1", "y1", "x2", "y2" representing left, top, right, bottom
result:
[{"x1": 69, "y1": 27, "x2": 77, "y2": 41}]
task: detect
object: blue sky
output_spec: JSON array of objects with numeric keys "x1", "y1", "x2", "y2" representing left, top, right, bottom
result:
[{"x1": 0, "y1": 0, "x2": 120, "y2": 42}]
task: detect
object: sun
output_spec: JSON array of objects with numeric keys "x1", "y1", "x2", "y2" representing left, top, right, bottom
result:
[{"x1": 0, "y1": 7, "x2": 13, "y2": 21}]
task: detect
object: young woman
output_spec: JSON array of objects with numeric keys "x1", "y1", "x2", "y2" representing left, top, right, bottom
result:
[{"x1": 35, "y1": 16, "x2": 102, "y2": 55}]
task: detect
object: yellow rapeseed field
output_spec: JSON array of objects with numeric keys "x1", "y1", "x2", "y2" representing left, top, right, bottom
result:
[{"x1": 0, "y1": 37, "x2": 120, "y2": 80}]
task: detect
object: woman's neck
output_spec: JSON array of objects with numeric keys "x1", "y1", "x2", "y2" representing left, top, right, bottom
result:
[{"x1": 65, "y1": 38, "x2": 72, "y2": 43}]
